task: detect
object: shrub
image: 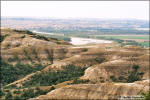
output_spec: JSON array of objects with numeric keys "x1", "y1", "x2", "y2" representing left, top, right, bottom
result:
[
  {"x1": 118, "y1": 76, "x2": 124, "y2": 80},
  {"x1": 21, "y1": 88, "x2": 35, "y2": 99},
  {"x1": 72, "y1": 78, "x2": 89, "y2": 84},
  {"x1": 110, "y1": 75, "x2": 117, "y2": 82},
  {"x1": 138, "y1": 72, "x2": 144, "y2": 75},
  {"x1": 31, "y1": 35, "x2": 49, "y2": 41},
  {"x1": 22, "y1": 65, "x2": 87, "y2": 87},
  {"x1": 1, "y1": 59, "x2": 46, "y2": 86},
  {"x1": 7, "y1": 57, "x2": 18, "y2": 62},
  {"x1": 5, "y1": 90, "x2": 10, "y2": 92},
  {"x1": 0, "y1": 89, "x2": 4, "y2": 97},
  {"x1": 127, "y1": 65, "x2": 141, "y2": 83},
  {"x1": 0, "y1": 34, "x2": 9, "y2": 42},
  {"x1": 132, "y1": 65, "x2": 139, "y2": 71},
  {"x1": 13, "y1": 90, "x2": 21, "y2": 94},
  {"x1": 13, "y1": 95, "x2": 22, "y2": 100},
  {"x1": 21, "y1": 35, "x2": 26, "y2": 38},
  {"x1": 14, "y1": 29, "x2": 35, "y2": 35},
  {"x1": 100, "y1": 80, "x2": 105, "y2": 83},
  {"x1": 142, "y1": 91, "x2": 150, "y2": 100},
  {"x1": 5, "y1": 92, "x2": 12, "y2": 100},
  {"x1": 25, "y1": 30, "x2": 35, "y2": 35},
  {"x1": 127, "y1": 71, "x2": 140, "y2": 83},
  {"x1": 95, "y1": 58, "x2": 105, "y2": 63},
  {"x1": 50, "y1": 86, "x2": 55, "y2": 91}
]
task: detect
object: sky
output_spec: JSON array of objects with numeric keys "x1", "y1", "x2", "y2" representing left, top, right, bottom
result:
[{"x1": 1, "y1": 1, "x2": 149, "y2": 20}]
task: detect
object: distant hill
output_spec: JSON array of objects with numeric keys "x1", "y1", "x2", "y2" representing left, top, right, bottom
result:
[{"x1": 1, "y1": 17, "x2": 149, "y2": 35}]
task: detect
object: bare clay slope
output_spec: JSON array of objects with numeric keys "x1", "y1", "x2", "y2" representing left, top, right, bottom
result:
[
  {"x1": 1, "y1": 28, "x2": 71, "y2": 65},
  {"x1": 31, "y1": 80, "x2": 149, "y2": 100}
]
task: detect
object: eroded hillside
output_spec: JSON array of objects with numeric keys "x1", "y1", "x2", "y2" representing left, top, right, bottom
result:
[{"x1": 0, "y1": 28, "x2": 149, "y2": 100}]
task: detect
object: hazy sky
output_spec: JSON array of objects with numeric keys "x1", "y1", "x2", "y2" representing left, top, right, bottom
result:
[{"x1": 2, "y1": 1, "x2": 149, "y2": 20}]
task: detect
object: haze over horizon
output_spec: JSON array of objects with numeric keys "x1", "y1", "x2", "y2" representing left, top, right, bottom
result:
[{"x1": 2, "y1": 1, "x2": 149, "y2": 20}]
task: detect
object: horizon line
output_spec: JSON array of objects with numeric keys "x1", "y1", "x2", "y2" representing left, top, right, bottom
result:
[{"x1": 1, "y1": 16, "x2": 149, "y2": 21}]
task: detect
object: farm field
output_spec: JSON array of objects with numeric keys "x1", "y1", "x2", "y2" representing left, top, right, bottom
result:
[
  {"x1": 91, "y1": 35, "x2": 149, "y2": 40},
  {"x1": 89, "y1": 35, "x2": 149, "y2": 47}
]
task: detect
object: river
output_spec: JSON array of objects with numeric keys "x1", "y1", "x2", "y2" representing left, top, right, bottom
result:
[
  {"x1": 70, "y1": 37, "x2": 112, "y2": 45},
  {"x1": 32, "y1": 30, "x2": 112, "y2": 45}
]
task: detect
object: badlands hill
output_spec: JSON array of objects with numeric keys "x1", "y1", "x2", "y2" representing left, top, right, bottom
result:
[{"x1": 0, "y1": 28, "x2": 149, "y2": 100}]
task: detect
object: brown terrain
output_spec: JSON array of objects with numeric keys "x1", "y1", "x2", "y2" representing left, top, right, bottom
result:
[
  {"x1": 31, "y1": 80, "x2": 149, "y2": 100},
  {"x1": 1, "y1": 28, "x2": 149, "y2": 99}
]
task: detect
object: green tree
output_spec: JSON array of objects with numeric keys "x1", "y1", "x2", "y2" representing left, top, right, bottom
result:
[
  {"x1": 142, "y1": 91, "x2": 150, "y2": 100},
  {"x1": 5, "y1": 92, "x2": 12, "y2": 100},
  {"x1": 50, "y1": 86, "x2": 55, "y2": 91}
]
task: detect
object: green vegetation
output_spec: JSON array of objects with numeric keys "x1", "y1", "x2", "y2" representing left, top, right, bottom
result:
[
  {"x1": 0, "y1": 34, "x2": 9, "y2": 42},
  {"x1": 121, "y1": 40, "x2": 139, "y2": 47},
  {"x1": 100, "y1": 80, "x2": 105, "y2": 83},
  {"x1": 31, "y1": 28, "x2": 149, "y2": 47},
  {"x1": 33, "y1": 33, "x2": 71, "y2": 42},
  {"x1": 142, "y1": 91, "x2": 150, "y2": 100},
  {"x1": 95, "y1": 58, "x2": 105, "y2": 63},
  {"x1": 50, "y1": 86, "x2": 55, "y2": 91},
  {"x1": 31, "y1": 35, "x2": 50, "y2": 41},
  {"x1": 110, "y1": 75, "x2": 117, "y2": 82},
  {"x1": 21, "y1": 88, "x2": 35, "y2": 99},
  {"x1": 0, "y1": 89, "x2": 4, "y2": 98},
  {"x1": 5, "y1": 92, "x2": 12, "y2": 100},
  {"x1": 14, "y1": 29, "x2": 35, "y2": 35},
  {"x1": 127, "y1": 65, "x2": 142, "y2": 83},
  {"x1": 109, "y1": 65, "x2": 144, "y2": 83},
  {"x1": 118, "y1": 76, "x2": 125, "y2": 81},
  {"x1": 7, "y1": 57, "x2": 19, "y2": 62},
  {"x1": 95, "y1": 35, "x2": 149, "y2": 40},
  {"x1": 1, "y1": 59, "x2": 46, "y2": 86},
  {"x1": 49, "y1": 35, "x2": 71, "y2": 42},
  {"x1": 13, "y1": 90, "x2": 21, "y2": 94},
  {"x1": 139, "y1": 41, "x2": 149, "y2": 47},
  {"x1": 3, "y1": 86, "x2": 55, "y2": 100},
  {"x1": 23, "y1": 65, "x2": 86, "y2": 87},
  {"x1": 120, "y1": 40, "x2": 149, "y2": 47},
  {"x1": 72, "y1": 78, "x2": 89, "y2": 84},
  {"x1": 93, "y1": 35, "x2": 149, "y2": 47},
  {"x1": 32, "y1": 28, "x2": 149, "y2": 35},
  {"x1": 20, "y1": 35, "x2": 26, "y2": 38}
]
